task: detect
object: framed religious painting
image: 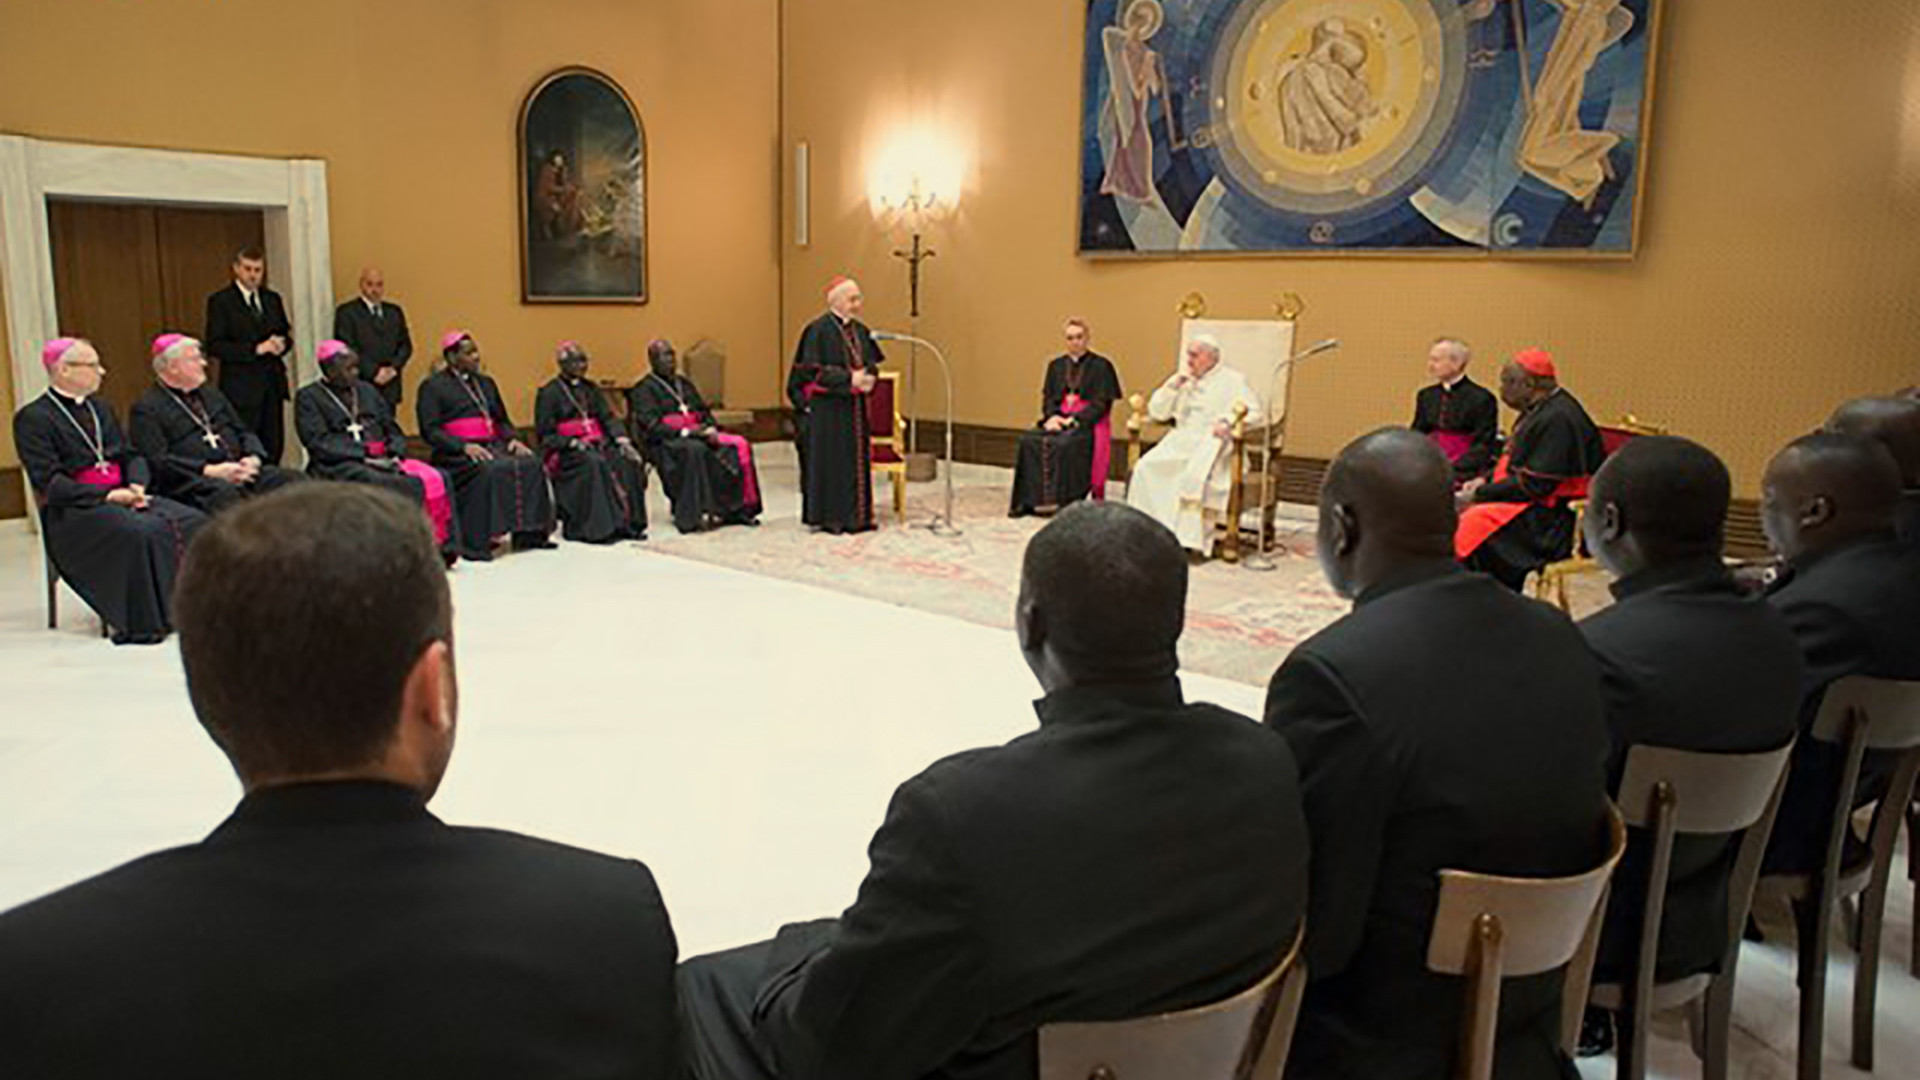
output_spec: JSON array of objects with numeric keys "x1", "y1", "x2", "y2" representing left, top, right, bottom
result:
[
  {"x1": 519, "y1": 67, "x2": 648, "y2": 303},
  {"x1": 1077, "y1": 0, "x2": 1663, "y2": 258}
]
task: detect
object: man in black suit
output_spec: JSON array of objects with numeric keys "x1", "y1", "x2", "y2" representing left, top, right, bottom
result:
[
  {"x1": 1265, "y1": 428, "x2": 1611, "y2": 1080},
  {"x1": 1573, "y1": 436, "x2": 1802, "y2": 1056},
  {"x1": 679, "y1": 501, "x2": 1309, "y2": 1080},
  {"x1": 205, "y1": 246, "x2": 294, "y2": 463},
  {"x1": 0, "y1": 484, "x2": 681, "y2": 1080},
  {"x1": 1826, "y1": 395, "x2": 1920, "y2": 551},
  {"x1": 333, "y1": 266, "x2": 414, "y2": 410},
  {"x1": 1759, "y1": 432, "x2": 1920, "y2": 875}
]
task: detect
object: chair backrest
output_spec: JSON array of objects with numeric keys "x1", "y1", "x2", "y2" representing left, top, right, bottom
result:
[
  {"x1": 685, "y1": 338, "x2": 728, "y2": 407},
  {"x1": 1426, "y1": 807, "x2": 1628, "y2": 1080},
  {"x1": 867, "y1": 370, "x2": 904, "y2": 448},
  {"x1": 1808, "y1": 677, "x2": 1920, "y2": 750},
  {"x1": 1038, "y1": 925, "x2": 1307, "y2": 1080},
  {"x1": 1179, "y1": 318, "x2": 1296, "y2": 432},
  {"x1": 1615, "y1": 742, "x2": 1795, "y2": 835},
  {"x1": 1597, "y1": 415, "x2": 1668, "y2": 457}
]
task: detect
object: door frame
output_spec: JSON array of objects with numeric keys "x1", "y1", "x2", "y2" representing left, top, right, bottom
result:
[{"x1": 1, "y1": 135, "x2": 333, "y2": 503}]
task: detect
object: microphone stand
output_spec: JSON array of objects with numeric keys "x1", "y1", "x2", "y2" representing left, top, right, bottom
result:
[
  {"x1": 875, "y1": 331, "x2": 960, "y2": 537},
  {"x1": 1243, "y1": 340, "x2": 1340, "y2": 572}
]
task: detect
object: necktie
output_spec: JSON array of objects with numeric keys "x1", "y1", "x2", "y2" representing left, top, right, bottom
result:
[{"x1": 248, "y1": 292, "x2": 262, "y2": 318}]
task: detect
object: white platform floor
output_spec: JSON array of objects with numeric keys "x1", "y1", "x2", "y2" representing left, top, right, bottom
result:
[{"x1": 1, "y1": 447, "x2": 1915, "y2": 1079}]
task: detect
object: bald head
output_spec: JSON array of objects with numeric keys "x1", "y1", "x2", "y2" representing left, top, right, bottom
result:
[
  {"x1": 1585, "y1": 436, "x2": 1729, "y2": 578},
  {"x1": 1317, "y1": 428, "x2": 1459, "y2": 598},
  {"x1": 1018, "y1": 501, "x2": 1186, "y2": 687},
  {"x1": 1762, "y1": 431, "x2": 1902, "y2": 561},
  {"x1": 358, "y1": 267, "x2": 385, "y2": 304},
  {"x1": 1826, "y1": 396, "x2": 1920, "y2": 488}
]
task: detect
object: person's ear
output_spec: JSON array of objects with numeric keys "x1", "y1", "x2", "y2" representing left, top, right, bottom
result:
[
  {"x1": 1801, "y1": 494, "x2": 1835, "y2": 532},
  {"x1": 1331, "y1": 502, "x2": 1359, "y2": 558},
  {"x1": 1016, "y1": 596, "x2": 1046, "y2": 656},
  {"x1": 399, "y1": 640, "x2": 455, "y2": 739},
  {"x1": 1598, "y1": 500, "x2": 1625, "y2": 545}
]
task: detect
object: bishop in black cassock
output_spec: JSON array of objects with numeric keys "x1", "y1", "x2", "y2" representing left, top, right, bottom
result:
[
  {"x1": 630, "y1": 340, "x2": 761, "y2": 533},
  {"x1": 534, "y1": 343, "x2": 647, "y2": 544},
  {"x1": 129, "y1": 333, "x2": 304, "y2": 515},
  {"x1": 331, "y1": 268, "x2": 414, "y2": 409},
  {"x1": 14, "y1": 339, "x2": 206, "y2": 644},
  {"x1": 1456, "y1": 350, "x2": 1606, "y2": 590},
  {"x1": 296, "y1": 340, "x2": 458, "y2": 560},
  {"x1": 416, "y1": 332, "x2": 556, "y2": 561},
  {"x1": 1009, "y1": 323, "x2": 1121, "y2": 517},
  {"x1": 788, "y1": 277, "x2": 883, "y2": 534},
  {"x1": 1411, "y1": 340, "x2": 1501, "y2": 484}
]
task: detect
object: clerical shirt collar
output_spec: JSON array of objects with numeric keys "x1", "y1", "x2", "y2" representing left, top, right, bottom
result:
[
  {"x1": 211, "y1": 780, "x2": 436, "y2": 841},
  {"x1": 1441, "y1": 374, "x2": 1467, "y2": 391},
  {"x1": 1033, "y1": 676, "x2": 1184, "y2": 727},
  {"x1": 1354, "y1": 558, "x2": 1462, "y2": 608},
  {"x1": 50, "y1": 386, "x2": 88, "y2": 407}
]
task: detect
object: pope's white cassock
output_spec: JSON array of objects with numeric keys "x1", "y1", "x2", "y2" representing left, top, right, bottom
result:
[{"x1": 1126, "y1": 358, "x2": 1263, "y2": 554}]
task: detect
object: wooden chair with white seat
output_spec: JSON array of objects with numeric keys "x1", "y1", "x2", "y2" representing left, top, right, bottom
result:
[
  {"x1": 1425, "y1": 806, "x2": 1628, "y2": 1080},
  {"x1": 1037, "y1": 923, "x2": 1308, "y2": 1080},
  {"x1": 1586, "y1": 741, "x2": 1795, "y2": 1080}
]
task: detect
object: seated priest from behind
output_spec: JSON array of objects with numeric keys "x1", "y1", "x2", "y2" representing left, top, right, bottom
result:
[
  {"x1": 678, "y1": 501, "x2": 1310, "y2": 1080},
  {"x1": 13, "y1": 338, "x2": 207, "y2": 645},
  {"x1": 1125, "y1": 335, "x2": 1262, "y2": 556},
  {"x1": 1455, "y1": 348, "x2": 1606, "y2": 590},
  {"x1": 1008, "y1": 318, "x2": 1122, "y2": 517},
  {"x1": 1758, "y1": 432, "x2": 1920, "y2": 877},
  {"x1": 416, "y1": 331, "x2": 556, "y2": 561},
  {"x1": 1573, "y1": 436, "x2": 1801, "y2": 1054},
  {"x1": 788, "y1": 275, "x2": 884, "y2": 535},
  {"x1": 1265, "y1": 428, "x2": 1610, "y2": 1080},
  {"x1": 534, "y1": 342, "x2": 648, "y2": 544},
  {"x1": 629, "y1": 339, "x2": 762, "y2": 533},
  {"x1": 0, "y1": 485, "x2": 682, "y2": 1080},
  {"x1": 1826, "y1": 395, "x2": 1920, "y2": 551},
  {"x1": 296, "y1": 340, "x2": 458, "y2": 562},
  {"x1": 1410, "y1": 337, "x2": 1500, "y2": 485},
  {"x1": 129, "y1": 333, "x2": 304, "y2": 515}
]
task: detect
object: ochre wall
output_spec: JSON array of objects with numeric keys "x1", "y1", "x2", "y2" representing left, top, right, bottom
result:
[
  {"x1": 0, "y1": 0, "x2": 781, "y2": 470},
  {"x1": 781, "y1": 1, "x2": 1920, "y2": 491}
]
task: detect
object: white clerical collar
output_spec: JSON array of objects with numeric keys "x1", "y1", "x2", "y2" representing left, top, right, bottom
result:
[
  {"x1": 50, "y1": 386, "x2": 88, "y2": 406},
  {"x1": 1441, "y1": 374, "x2": 1466, "y2": 391}
]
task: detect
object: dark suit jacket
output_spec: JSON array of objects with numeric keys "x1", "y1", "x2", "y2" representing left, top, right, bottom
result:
[
  {"x1": 0, "y1": 781, "x2": 680, "y2": 1080},
  {"x1": 205, "y1": 282, "x2": 292, "y2": 408},
  {"x1": 757, "y1": 678, "x2": 1308, "y2": 1080},
  {"x1": 1765, "y1": 535, "x2": 1920, "y2": 872},
  {"x1": 1578, "y1": 558, "x2": 1802, "y2": 981},
  {"x1": 1265, "y1": 562, "x2": 1611, "y2": 1080},
  {"x1": 333, "y1": 298, "x2": 414, "y2": 401}
]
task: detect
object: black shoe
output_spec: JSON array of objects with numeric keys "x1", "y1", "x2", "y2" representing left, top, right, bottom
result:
[
  {"x1": 512, "y1": 532, "x2": 557, "y2": 551},
  {"x1": 1577, "y1": 1008, "x2": 1615, "y2": 1058}
]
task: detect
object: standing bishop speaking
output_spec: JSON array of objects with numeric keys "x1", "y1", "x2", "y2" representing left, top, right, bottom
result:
[{"x1": 788, "y1": 276, "x2": 884, "y2": 535}]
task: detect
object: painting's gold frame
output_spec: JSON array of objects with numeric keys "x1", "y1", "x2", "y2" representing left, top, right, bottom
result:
[{"x1": 518, "y1": 65, "x2": 649, "y2": 304}]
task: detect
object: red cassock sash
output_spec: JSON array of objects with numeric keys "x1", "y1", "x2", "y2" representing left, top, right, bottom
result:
[
  {"x1": 663, "y1": 413, "x2": 761, "y2": 506},
  {"x1": 1062, "y1": 393, "x2": 1112, "y2": 500},
  {"x1": 444, "y1": 416, "x2": 498, "y2": 442},
  {"x1": 1432, "y1": 431, "x2": 1473, "y2": 464},
  {"x1": 73, "y1": 462, "x2": 124, "y2": 489},
  {"x1": 1454, "y1": 453, "x2": 1591, "y2": 559}
]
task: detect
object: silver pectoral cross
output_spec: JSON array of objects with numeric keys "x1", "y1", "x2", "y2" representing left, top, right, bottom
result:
[
  {"x1": 203, "y1": 431, "x2": 223, "y2": 449},
  {"x1": 348, "y1": 420, "x2": 365, "y2": 440}
]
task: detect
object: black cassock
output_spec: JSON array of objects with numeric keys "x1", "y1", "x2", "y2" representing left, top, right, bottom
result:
[
  {"x1": 1410, "y1": 376, "x2": 1501, "y2": 483},
  {"x1": 128, "y1": 383, "x2": 305, "y2": 515},
  {"x1": 534, "y1": 377, "x2": 647, "y2": 544},
  {"x1": 14, "y1": 391, "x2": 206, "y2": 643},
  {"x1": 629, "y1": 374, "x2": 760, "y2": 533},
  {"x1": 1462, "y1": 388, "x2": 1606, "y2": 590},
  {"x1": 295, "y1": 379, "x2": 459, "y2": 555},
  {"x1": 788, "y1": 312, "x2": 883, "y2": 533},
  {"x1": 1009, "y1": 352, "x2": 1121, "y2": 517},
  {"x1": 417, "y1": 369, "x2": 555, "y2": 560}
]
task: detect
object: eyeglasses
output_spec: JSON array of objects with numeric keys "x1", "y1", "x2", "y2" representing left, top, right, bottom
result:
[{"x1": 61, "y1": 360, "x2": 104, "y2": 371}]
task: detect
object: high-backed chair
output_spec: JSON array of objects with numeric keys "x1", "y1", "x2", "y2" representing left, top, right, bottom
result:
[
  {"x1": 684, "y1": 338, "x2": 755, "y2": 433},
  {"x1": 1037, "y1": 924, "x2": 1307, "y2": 1080},
  {"x1": 1587, "y1": 742, "x2": 1795, "y2": 1080},
  {"x1": 866, "y1": 370, "x2": 908, "y2": 523},
  {"x1": 1426, "y1": 806, "x2": 1627, "y2": 1080},
  {"x1": 1759, "y1": 677, "x2": 1920, "y2": 1080},
  {"x1": 1529, "y1": 416, "x2": 1668, "y2": 611}
]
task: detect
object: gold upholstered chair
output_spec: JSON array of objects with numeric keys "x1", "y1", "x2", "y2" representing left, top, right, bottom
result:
[
  {"x1": 1036, "y1": 923, "x2": 1308, "y2": 1080},
  {"x1": 867, "y1": 370, "x2": 908, "y2": 523}
]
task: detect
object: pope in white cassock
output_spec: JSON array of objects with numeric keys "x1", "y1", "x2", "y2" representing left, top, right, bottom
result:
[{"x1": 1126, "y1": 335, "x2": 1263, "y2": 555}]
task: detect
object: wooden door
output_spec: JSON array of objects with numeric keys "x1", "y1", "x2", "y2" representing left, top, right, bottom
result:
[{"x1": 47, "y1": 200, "x2": 266, "y2": 421}]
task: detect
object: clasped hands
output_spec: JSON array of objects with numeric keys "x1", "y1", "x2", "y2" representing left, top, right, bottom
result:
[
  {"x1": 1455, "y1": 476, "x2": 1487, "y2": 509},
  {"x1": 254, "y1": 335, "x2": 290, "y2": 357},
  {"x1": 464, "y1": 440, "x2": 531, "y2": 462},
  {"x1": 105, "y1": 483, "x2": 151, "y2": 510},
  {"x1": 850, "y1": 369, "x2": 878, "y2": 394},
  {"x1": 1043, "y1": 416, "x2": 1074, "y2": 434},
  {"x1": 203, "y1": 457, "x2": 263, "y2": 485}
]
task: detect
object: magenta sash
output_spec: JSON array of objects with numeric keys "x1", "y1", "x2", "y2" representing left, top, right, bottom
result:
[
  {"x1": 444, "y1": 416, "x2": 497, "y2": 442},
  {"x1": 665, "y1": 415, "x2": 759, "y2": 505},
  {"x1": 1432, "y1": 431, "x2": 1474, "y2": 464},
  {"x1": 1062, "y1": 394, "x2": 1112, "y2": 501},
  {"x1": 365, "y1": 440, "x2": 389, "y2": 458},
  {"x1": 73, "y1": 462, "x2": 124, "y2": 489},
  {"x1": 558, "y1": 418, "x2": 605, "y2": 444},
  {"x1": 397, "y1": 460, "x2": 453, "y2": 545},
  {"x1": 663, "y1": 413, "x2": 701, "y2": 432}
]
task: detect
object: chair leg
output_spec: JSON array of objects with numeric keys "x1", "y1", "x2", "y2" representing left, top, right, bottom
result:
[
  {"x1": 892, "y1": 472, "x2": 905, "y2": 522},
  {"x1": 1794, "y1": 895, "x2": 1829, "y2": 1080},
  {"x1": 1908, "y1": 804, "x2": 1919, "y2": 978},
  {"x1": 1617, "y1": 1002, "x2": 1645, "y2": 1080},
  {"x1": 45, "y1": 558, "x2": 59, "y2": 631},
  {"x1": 1854, "y1": 841, "x2": 1898, "y2": 1069}
]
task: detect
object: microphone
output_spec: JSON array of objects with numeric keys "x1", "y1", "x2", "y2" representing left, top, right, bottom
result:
[
  {"x1": 1295, "y1": 338, "x2": 1340, "y2": 359},
  {"x1": 871, "y1": 330, "x2": 912, "y2": 343}
]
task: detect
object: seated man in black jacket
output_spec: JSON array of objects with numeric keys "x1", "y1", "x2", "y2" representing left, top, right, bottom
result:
[
  {"x1": 1266, "y1": 428, "x2": 1612, "y2": 1080},
  {"x1": 0, "y1": 484, "x2": 681, "y2": 1080},
  {"x1": 679, "y1": 500, "x2": 1309, "y2": 1080},
  {"x1": 1760, "y1": 432, "x2": 1920, "y2": 876},
  {"x1": 1573, "y1": 436, "x2": 1802, "y2": 1055},
  {"x1": 1826, "y1": 395, "x2": 1920, "y2": 551}
]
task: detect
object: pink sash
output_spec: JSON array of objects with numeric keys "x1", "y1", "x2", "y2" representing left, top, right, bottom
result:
[
  {"x1": 558, "y1": 418, "x2": 605, "y2": 444},
  {"x1": 444, "y1": 416, "x2": 497, "y2": 442},
  {"x1": 365, "y1": 440, "x2": 389, "y2": 458},
  {"x1": 1432, "y1": 431, "x2": 1474, "y2": 464},
  {"x1": 664, "y1": 414, "x2": 760, "y2": 505},
  {"x1": 1062, "y1": 393, "x2": 1112, "y2": 501},
  {"x1": 397, "y1": 460, "x2": 453, "y2": 545},
  {"x1": 73, "y1": 462, "x2": 124, "y2": 489}
]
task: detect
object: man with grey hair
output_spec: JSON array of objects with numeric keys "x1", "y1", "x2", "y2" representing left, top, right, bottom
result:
[
  {"x1": 129, "y1": 332, "x2": 303, "y2": 514},
  {"x1": 1125, "y1": 334, "x2": 1262, "y2": 555},
  {"x1": 1410, "y1": 337, "x2": 1500, "y2": 484}
]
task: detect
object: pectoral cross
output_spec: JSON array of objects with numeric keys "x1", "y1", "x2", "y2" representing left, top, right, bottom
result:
[
  {"x1": 347, "y1": 420, "x2": 365, "y2": 441},
  {"x1": 203, "y1": 431, "x2": 223, "y2": 449}
]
